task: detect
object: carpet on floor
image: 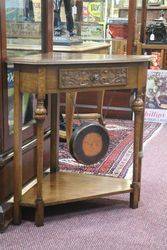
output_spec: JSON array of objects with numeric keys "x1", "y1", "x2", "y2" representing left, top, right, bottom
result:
[
  {"x1": 59, "y1": 119, "x2": 162, "y2": 178},
  {"x1": 1, "y1": 124, "x2": 166, "y2": 250}
]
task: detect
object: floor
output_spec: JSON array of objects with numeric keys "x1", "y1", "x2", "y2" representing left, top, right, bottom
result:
[{"x1": 1, "y1": 124, "x2": 167, "y2": 250}]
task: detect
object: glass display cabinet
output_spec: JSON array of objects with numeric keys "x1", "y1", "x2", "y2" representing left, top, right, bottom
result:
[{"x1": 0, "y1": 0, "x2": 53, "y2": 232}]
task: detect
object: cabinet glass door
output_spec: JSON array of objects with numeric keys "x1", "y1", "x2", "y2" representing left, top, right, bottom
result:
[
  {"x1": 6, "y1": 0, "x2": 41, "y2": 53},
  {"x1": 5, "y1": 0, "x2": 42, "y2": 149}
]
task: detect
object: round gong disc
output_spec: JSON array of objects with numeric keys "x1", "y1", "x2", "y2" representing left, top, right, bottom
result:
[{"x1": 69, "y1": 123, "x2": 110, "y2": 165}]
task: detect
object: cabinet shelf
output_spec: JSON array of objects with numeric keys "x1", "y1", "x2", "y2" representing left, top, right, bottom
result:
[{"x1": 21, "y1": 172, "x2": 132, "y2": 207}]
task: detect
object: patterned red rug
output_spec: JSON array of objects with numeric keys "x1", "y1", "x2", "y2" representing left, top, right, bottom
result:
[{"x1": 59, "y1": 119, "x2": 162, "y2": 179}]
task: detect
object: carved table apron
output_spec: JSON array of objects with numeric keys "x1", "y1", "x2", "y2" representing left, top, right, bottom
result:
[{"x1": 8, "y1": 53, "x2": 150, "y2": 226}]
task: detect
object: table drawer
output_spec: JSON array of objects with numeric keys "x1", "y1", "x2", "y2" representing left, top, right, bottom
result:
[{"x1": 59, "y1": 67, "x2": 128, "y2": 89}]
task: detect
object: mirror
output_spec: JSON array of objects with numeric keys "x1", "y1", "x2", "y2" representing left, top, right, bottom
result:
[
  {"x1": 5, "y1": 0, "x2": 42, "y2": 133},
  {"x1": 53, "y1": 0, "x2": 130, "y2": 43}
]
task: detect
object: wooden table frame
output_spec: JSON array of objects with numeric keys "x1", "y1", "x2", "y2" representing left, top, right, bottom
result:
[{"x1": 10, "y1": 53, "x2": 149, "y2": 226}]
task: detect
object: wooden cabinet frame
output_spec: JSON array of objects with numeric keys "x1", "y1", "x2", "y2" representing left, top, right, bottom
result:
[
  {"x1": 0, "y1": 0, "x2": 53, "y2": 232},
  {"x1": 0, "y1": 0, "x2": 7, "y2": 154}
]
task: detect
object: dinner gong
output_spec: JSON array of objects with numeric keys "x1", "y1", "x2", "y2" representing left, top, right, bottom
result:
[{"x1": 69, "y1": 122, "x2": 110, "y2": 165}]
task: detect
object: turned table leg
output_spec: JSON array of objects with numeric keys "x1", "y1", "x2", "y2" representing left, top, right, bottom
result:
[
  {"x1": 138, "y1": 88, "x2": 146, "y2": 202},
  {"x1": 13, "y1": 69, "x2": 22, "y2": 225},
  {"x1": 65, "y1": 92, "x2": 77, "y2": 144},
  {"x1": 97, "y1": 90, "x2": 105, "y2": 126},
  {"x1": 130, "y1": 92, "x2": 144, "y2": 209},
  {"x1": 34, "y1": 67, "x2": 46, "y2": 226},
  {"x1": 50, "y1": 93, "x2": 60, "y2": 172}
]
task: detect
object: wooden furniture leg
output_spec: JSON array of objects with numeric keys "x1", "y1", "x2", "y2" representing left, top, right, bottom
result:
[
  {"x1": 130, "y1": 92, "x2": 144, "y2": 209},
  {"x1": 34, "y1": 67, "x2": 46, "y2": 226},
  {"x1": 65, "y1": 92, "x2": 77, "y2": 144},
  {"x1": 50, "y1": 93, "x2": 60, "y2": 172},
  {"x1": 13, "y1": 69, "x2": 22, "y2": 225},
  {"x1": 97, "y1": 90, "x2": 105, "y2": 126},
  {"x1": 35, "y1": 97, "x2": 46, "y2": 226},
  {"x1": 137, "y1": 87, "x2": 146, "y2": 201}
]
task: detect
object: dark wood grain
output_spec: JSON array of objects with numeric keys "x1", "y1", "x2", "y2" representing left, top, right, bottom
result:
[{"x1": 127, "y1": 0, "x2": 137, "y2": 55}]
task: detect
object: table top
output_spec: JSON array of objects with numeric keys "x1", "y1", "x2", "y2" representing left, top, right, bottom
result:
[
  {"x1": 7, "y1": 42, "x2": 110, "y2": 52},
  {"x1": 8, "y1": 52, "x2": 151, "y2": 65},
  {"x1": 53, "y1": 42, "x2": 110, "y2": 52}
]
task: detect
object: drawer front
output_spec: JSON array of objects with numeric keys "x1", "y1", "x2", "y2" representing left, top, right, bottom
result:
[{"x1": 59, "y1": 67, "x2": 128, "y2": 89}]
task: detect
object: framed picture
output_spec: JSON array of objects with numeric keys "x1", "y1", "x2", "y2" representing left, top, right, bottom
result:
[
  {"x1": 147, "y1": 0, "x2": 163, "y2": 5},
  {"x1": 145, "y1": 70, "x2": 167, "y2": 123}
]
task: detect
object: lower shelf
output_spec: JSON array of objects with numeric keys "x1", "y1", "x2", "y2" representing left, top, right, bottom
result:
[{"x1": 21, "y1": 172, "x2": 132, "y2": 207}]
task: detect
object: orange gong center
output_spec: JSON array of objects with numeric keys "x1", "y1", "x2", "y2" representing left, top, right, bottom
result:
[{"x1": 82, "y1": 132, "x2": 103, "y2": 157}]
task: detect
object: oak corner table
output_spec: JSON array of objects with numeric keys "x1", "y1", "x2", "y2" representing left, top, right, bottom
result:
[{"x1": 9, "y1": 52, "x2": 150, "y2": 227}]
